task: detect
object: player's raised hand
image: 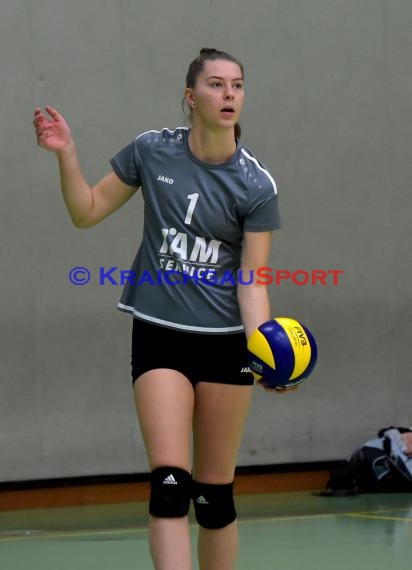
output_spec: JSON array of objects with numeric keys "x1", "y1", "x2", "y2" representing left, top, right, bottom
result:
[{"x1": 33, "y1": 106, "x2": 73, "y2": 155}]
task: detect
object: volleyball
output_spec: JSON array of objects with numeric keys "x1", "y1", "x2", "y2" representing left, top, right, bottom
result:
[{"x1": 247, "y1": 317, "x2": 317, "y2": 389}]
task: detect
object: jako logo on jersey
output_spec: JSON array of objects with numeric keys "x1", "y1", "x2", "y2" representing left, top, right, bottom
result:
[{"x1": 157, "y1": 175, "x2": 174, "y2": 184}]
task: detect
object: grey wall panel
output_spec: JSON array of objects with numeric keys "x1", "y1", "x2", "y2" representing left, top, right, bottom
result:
[{"x1": 1, "y1": 0, "x2": 411, "y2": 481}]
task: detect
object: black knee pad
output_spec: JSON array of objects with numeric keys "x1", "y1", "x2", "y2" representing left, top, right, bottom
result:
[
  {"x1": 192, "y1": 480, "x2": 237, "y2": 529},
  {"x1": 149, "y1": 466, "x2": 192, "y2": 518}
]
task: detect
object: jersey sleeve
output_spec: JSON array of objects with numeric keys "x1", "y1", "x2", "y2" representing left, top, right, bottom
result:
[
  {"x1": 110, "y1": 137, "x2": 145, "y2": 188},
  {"x1": 243, "y1": 192, "x2": 281, "y2": 232},
  {"x1": 239, "y1": 148, "x2": 281, "y2": 232}
]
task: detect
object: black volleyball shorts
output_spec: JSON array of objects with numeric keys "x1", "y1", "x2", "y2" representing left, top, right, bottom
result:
[{"x1": 131, "y1": 318, "x2": 254, "y2": 387}]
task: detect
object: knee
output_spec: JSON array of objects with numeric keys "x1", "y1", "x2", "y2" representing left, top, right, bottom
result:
[
  {"x1": 192, "y1": 480, "x2": 237, "y2": 529},
  {"x1": 149, "y1": 466, "x2": 192, "y2": 518}
]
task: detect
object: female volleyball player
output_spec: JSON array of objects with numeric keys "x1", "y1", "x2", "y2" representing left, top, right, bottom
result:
[{"x1": 33, "y1": 48, "x2": 281, "y2": 570}]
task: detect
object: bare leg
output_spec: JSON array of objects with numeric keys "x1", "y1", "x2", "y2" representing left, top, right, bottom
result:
[
  {"x1": 148, "y1": 517, "x2": 192, "y2": 570},
  {"x1": 192, "y1": 382, "x2": 253, "y2": 570},
  {"x1": 134, "y1": 369, "x2": 195, "y2": 570}
]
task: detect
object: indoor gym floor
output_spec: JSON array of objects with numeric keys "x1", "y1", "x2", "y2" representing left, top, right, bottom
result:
[{"x1": 1, "y1": 489, "x2": 412, "y2": 570}]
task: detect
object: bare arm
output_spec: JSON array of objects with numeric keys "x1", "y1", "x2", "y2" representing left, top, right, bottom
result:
[
  {"x1": 237, "y1": 230, "x2": 273, "y2": 339},
  {"x1": 33, "y1": 106, "x2": 137, "y2": 228},
  {"x1": 238, "y1": 232, "x2": 297, "y2": 393}
]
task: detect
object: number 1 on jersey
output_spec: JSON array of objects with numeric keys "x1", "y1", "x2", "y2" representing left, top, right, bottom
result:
[{"x1": 184, "y1": 193, "x2": 199, "y2": 225}]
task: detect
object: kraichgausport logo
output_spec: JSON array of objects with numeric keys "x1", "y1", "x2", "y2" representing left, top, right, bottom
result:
[{"x1": 68, "y1": 267, "x2": 343, "y2": 286}]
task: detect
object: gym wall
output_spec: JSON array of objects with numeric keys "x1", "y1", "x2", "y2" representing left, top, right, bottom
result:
[{"x1": 1, "y1": 0, "x2": 411, "y2": 482}]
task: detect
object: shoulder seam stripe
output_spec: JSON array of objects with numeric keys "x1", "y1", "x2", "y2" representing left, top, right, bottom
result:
[
  {"x1": 240, "y1": 148, "x2": 277, "y2": 195},
  {"x1": 135, "y1": 127, "x2": 189, "y2": 141}
]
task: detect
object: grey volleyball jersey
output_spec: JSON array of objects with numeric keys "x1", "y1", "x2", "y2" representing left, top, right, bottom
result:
[{"x1": 110, "y1": 127, "x2": 281, "y2": 333}]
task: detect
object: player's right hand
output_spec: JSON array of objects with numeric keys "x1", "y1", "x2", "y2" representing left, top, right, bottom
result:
[{"x1": 33, "y1": 106, "x2": 73, "y2": 155}]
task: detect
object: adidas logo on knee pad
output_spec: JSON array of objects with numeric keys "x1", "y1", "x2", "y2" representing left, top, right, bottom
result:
[
  {"x1": 163, "y1": 474, "x2": 178, "y2": 485},
  {"x1": 195, "y1": 495, "x2": 209, "y2": 504}
]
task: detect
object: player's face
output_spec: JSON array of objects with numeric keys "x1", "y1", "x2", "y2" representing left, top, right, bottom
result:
[{"x1": 186, "y1": 59, "x2": 245, "y2": 132}]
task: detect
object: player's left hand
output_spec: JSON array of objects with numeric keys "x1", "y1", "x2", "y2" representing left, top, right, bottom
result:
[{"x1": 256, "y1": 378, "x2": 299, "y2": 394}]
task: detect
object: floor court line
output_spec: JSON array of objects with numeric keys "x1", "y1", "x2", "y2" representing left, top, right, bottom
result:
[
  {"x1": 1, "y1": 505, "x2": 411, "y2": 543},
  {"x1": 0, "y1": 515, "x2": 342, "y2": 543},
  {"x1": 343, "y1": 513, "x2": 412, "y2": 522}
]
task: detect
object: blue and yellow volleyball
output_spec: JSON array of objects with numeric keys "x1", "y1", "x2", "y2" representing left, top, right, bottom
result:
[{"x1": 247, "y1": 317, "x2": 317, "y2": 389}]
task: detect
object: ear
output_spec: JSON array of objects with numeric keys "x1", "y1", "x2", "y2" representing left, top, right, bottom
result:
[{"x1": 184, "y1": 88, "x2": 195, "y2": 108}]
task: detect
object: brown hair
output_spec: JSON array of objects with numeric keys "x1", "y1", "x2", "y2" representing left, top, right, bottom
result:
[{"x1": 184, "y1": 47, "x2": 244, "y2": 139}]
